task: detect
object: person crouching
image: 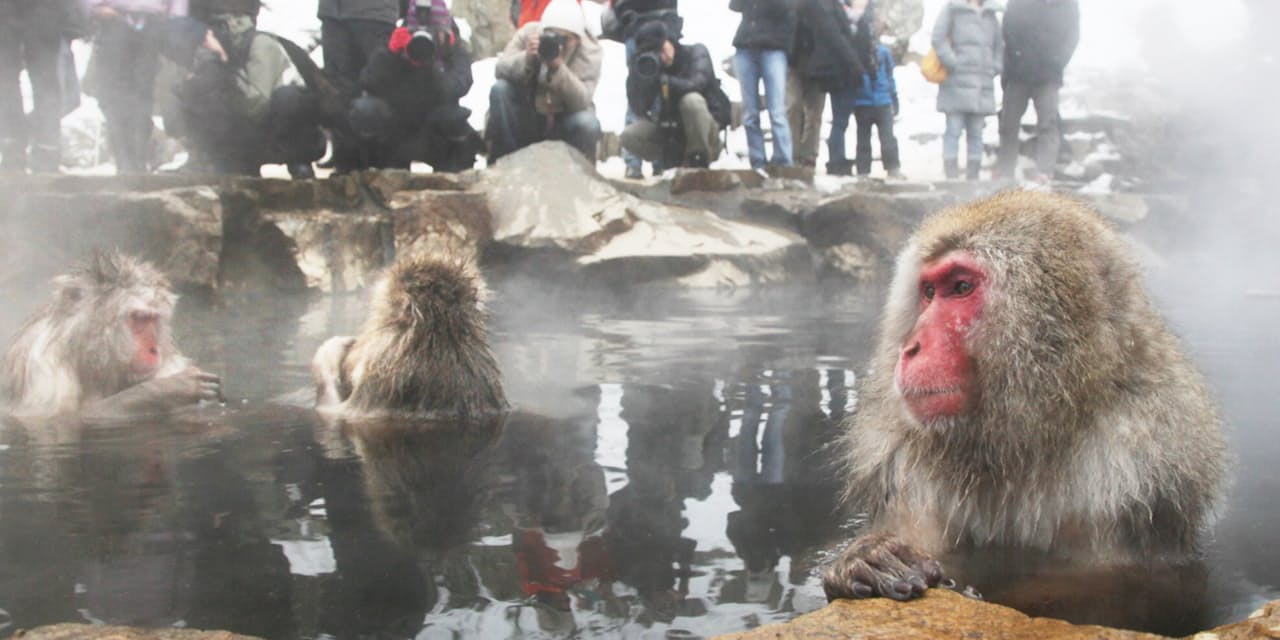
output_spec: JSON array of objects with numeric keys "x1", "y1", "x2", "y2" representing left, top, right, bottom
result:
[
  {"x1": 485, "y1": 0, "x2": 602, "y2": 164},
  {"x1": 619, "y1": 21, "x2": 730, "y2": 170}
]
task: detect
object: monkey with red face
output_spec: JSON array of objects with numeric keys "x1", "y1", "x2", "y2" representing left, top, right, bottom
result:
[
  {"x1": 822, "y1": 191, "x2": 1226, "y2": 602},
  {"x1": 2, "y1": 251, "x2": 221, "y2": 420}
]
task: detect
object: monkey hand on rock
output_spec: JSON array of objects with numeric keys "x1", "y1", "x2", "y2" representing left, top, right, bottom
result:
[{"x1": 821, "y1": 532, "x2": 947, "y2": 601}]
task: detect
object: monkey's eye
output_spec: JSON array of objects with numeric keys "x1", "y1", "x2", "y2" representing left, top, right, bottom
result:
[
  {"x1": 951, "y1": 280, "x2": 974, "y2": 296},
  {"x1": 922, "y1": 284, "x2": 936, "y2": 300}
]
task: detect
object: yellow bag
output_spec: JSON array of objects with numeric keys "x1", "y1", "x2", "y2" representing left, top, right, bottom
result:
[{"x1": 921, "y1": 48, "x2": 948, "y2": 84}]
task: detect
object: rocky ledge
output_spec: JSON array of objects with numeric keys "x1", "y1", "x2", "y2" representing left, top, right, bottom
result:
[
  {"x1": 0, "y1": 141, "x2": 1192, "y2": 294},
  {"x1": 718, "y1": 589, "x2": 1280, "y2": 640}
]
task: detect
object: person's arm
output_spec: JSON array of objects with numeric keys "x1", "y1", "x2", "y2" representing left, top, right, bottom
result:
[
  {"x1": 931, "y1": 5, "x2": 957, "y2": 70},
  {"x1": 991, "y1": 12, "x2": 1004, "y2": 76},
  {"x1": 886, "y1": 48, "x2": 898, "y2": 115},
  {"x1": 626, "y1": 67, "x2": 660, "y2": 120},
  {"x1": 440, "y1": 31, "x2": 475, "y2": 101},
  {"x1": 495, "y1": 24, "x2": 534, "y2": 83},
  {"x1": 359, "y1": 47, "x2": 399, "y2": 94},
  {"x1": 664, "y1": 44, "x2": 714, "y2": 97}
]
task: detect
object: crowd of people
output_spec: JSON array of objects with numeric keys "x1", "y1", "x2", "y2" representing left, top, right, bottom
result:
[{"x1": 0, "y1": 0, "x2": 1078, "y2": 183}]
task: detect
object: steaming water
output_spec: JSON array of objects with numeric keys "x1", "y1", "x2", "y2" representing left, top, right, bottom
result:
[{"x1": 0, "y1": 276, "x2": 1276, "y2": 638}]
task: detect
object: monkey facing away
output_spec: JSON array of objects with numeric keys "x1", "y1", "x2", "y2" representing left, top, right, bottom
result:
[
  {"x1": 312, "y1": 255, "x2": 508, "y2": 418},
  {"x1": 2, "y1": 251, "x2": 221, "y2": 420},
  {"x1": 821, "y1": 191, "x2": 1226, "y2": 602}
]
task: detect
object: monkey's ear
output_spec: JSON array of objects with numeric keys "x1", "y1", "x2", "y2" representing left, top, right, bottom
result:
[{"x1": 52, "y1": 275, "x2": 83, "y2": 306}]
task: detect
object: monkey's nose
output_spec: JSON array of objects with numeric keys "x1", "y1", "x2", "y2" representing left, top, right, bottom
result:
[{"x1": 902, "y1": 341, "x2": 921, "y2": 359}]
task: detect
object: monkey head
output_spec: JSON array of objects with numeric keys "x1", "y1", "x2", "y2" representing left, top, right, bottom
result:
[
  {"x1": 881, "y1": 192, "x2": 1131, "y2": 439},
  {"x1": 54, "y1": 251, "x2": 178, "y2": 390}
]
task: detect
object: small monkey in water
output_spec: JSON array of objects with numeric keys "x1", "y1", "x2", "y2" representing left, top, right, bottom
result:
[
  {"x1": 2, "y1": 251, "x2": 220, "y2": 420},
  {"x1": 312, "y1": 255, "x2": 507, "y2": 418}
]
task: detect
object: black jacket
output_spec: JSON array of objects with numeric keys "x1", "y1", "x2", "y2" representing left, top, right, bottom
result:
[
  {"x1": 791, "y1": 0, "x2": 865, "y2": 90},
  {"x1": 1002, "y1": 0, "x2": 1079, "y2": 86},
  {"x1": 610, "y1": 0, "x2": 680, "y2": 41},
  {"x1": 730, "y1": 0, "x2": 797, "y2": 51},
  {"x1": 360, "y1": 31, "x2": 474, "y2": 132},
  {"x1": 626, "y1": 42, "x2": 715, "y2": 119}
]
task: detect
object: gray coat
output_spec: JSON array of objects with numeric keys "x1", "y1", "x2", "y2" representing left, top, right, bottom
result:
[
  {"x1": 931, "y1": 0, "x2": 1003, "y2": 115},
  {"x1": 317, "y1": 0, "x2": 399, "y2": 23}
]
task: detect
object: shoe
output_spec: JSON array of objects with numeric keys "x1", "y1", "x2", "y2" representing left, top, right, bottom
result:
[
  {"x1": 886, "y1": 169, "x2": 906, "y2": 180},
  {"x1": 943, "y1": 158, "x2": 960, "y2": 180},
  {"x1": 825, "y1": 159, "x2": 853, "y2": 176},
  {"x1": 289, "y1": 163, "x2": 316, "y2": 180},
  {"x1": 965, "y1": 162, "x2": 981, "y2": 181},
  {"x1": 624, "y1": 165, "x2": 644, "y2": 179}
]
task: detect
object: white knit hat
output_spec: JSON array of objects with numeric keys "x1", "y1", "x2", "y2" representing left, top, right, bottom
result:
[{"x1": 539, "y1": 0, "x2": 586, "y2": 39}]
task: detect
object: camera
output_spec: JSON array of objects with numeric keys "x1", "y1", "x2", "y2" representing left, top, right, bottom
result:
[
  {"x1": 406, "y1": 28, "x2": 435, "y2": 64},
  {"x1": 538, "y1": 30, "x2": 566, "y2": 63},
  {"x1": 633, "y1": 51, "x2": 662, "y2": 80}
]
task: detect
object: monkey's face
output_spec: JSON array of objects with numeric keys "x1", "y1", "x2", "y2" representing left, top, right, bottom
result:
[
  {"x1": 894, "y1": 250, "x2": 986, "y2": 426},
  {"x1": 107, "y1": 285, "x2": 175, "y2": 382}
]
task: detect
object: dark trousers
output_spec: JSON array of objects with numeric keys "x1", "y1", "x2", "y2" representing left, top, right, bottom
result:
[
  {"x1": 93, "y1": 17, "x2": 162, "y2": 174},
  {"x1": 346, "y1": 95, "x2": 481, "y2": 172},
  {"x1": 997, "y1": 80, "x2": 1061, "y2": 178},
  {"x1": 486, "y1": 78, "x2": 601, "y2": 163},
  {"x1": 0, "y1": 1, "x2": 64, "y2": 170},
  {"x1": 185, "y1": 84, "x2": 325, "y2": 175},
  {"x1": 827, "y1": 85, "x2": 855, "y2": 164},
  {"x1": 320, "y1": 17, "x2": 394, "y2": 85},
  {"x1": 853, "y1": 104, "x2": 900, "y2": 175}
]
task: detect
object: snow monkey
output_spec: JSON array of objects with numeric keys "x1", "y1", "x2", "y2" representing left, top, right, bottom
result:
[
  {"x1": 2, "y1": 251, "x2": 221, "y2": 420},
  {"x1": 821, "y1": 191, "x2": 1226, "y2": 602},
  {"x1": 312, "y1": 255, "x2": 508, "y2": 418}
]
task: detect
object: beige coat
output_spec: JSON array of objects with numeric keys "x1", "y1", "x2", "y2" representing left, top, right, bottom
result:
[{"x1": 494, "y1": 22, "x2": 602, "y2": 115}]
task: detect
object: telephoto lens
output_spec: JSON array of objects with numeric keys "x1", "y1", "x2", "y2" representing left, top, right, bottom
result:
[
  {"x1": 407, "y1": 28, "x2": 435, "y2": 64},
  {"x1": 634, "y1": 51, "x2": 662, "y2": 79}
]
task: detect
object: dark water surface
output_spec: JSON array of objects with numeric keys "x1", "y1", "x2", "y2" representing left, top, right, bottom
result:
[{"x1": 0, "y1": 273, "x2": 1276, "y2": 639}]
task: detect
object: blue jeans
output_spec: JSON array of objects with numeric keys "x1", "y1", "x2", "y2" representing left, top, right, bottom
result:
[
  {"x1": 734, "y1": 48, "x2": 793, "y2": 169},
  {"x1": 827, "y1": 85, "x2": 856, "y2": 163},
  {"x1": 943, "y1": 112, "x2": 985, "y2": 164}
]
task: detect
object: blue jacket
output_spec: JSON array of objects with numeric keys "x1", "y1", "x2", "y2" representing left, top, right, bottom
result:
[{"x1": 853, "y1": 44, "x2": 896, "y2": 107}]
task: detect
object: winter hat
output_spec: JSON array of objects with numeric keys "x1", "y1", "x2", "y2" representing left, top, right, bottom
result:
[
  {"x1": 633, "y1": 20, "x2": 668, "y2": 53},
  {"x1": 539, "y1": 0, "x2": 586, "y2": 39}
]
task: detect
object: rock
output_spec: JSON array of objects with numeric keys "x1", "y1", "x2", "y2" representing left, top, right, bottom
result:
[
  {"x1": 740, "y1": 190, "x2": 824, "y2": 231},
  {"x1": 1079, "y1": 193, "x2": 1149, "y2": 224},
  {"x1": 671, "y1": 169, "x2": 766, "y2": 195},
  {"x1": 801, "y1": 191, "x2": 942, "y2": 280},
  {"x1": 390, "y1": 190, "x2": 494, "y2": 265},
  {"x1": 1, "y1": 187, "x2": 222, "y2": 290},
  {"x1": 481, "y1": 141, "x2": 811, "y2": 287},
  {"x1": 15, "y1": 625, "x2": 262, "y2": 639},
  {"x1": 365, "y1": 169, "x2": 474, "y2": 205},
  {"x1": 263, "y1": 210, "x2": 392, "y2": 293},
  {"x1": 765, "y1": 164, "x2": 816, "y2": 185},
  {"x1": 718, "y1": 590, "x2": 1280, "y2": 640},
  {"x1": 451, "y1": 0, "x2": 515, "y2": 59}
]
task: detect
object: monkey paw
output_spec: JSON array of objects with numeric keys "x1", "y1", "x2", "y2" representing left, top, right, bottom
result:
[{"x1": 821, "y1": 533, "x2": 946, "y2": 602}]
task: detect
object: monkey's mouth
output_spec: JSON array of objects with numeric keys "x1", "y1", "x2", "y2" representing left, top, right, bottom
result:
[{"x1": 901, "y1": 385, "x2": 970, "y2": 420}]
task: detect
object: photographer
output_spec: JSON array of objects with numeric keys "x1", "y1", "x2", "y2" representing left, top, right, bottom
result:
[
  {"x1": 159, "y1": 1, "x2": 325, "y2": 177},
  {"x1": 619, "y1": 22, "x2": 728, "y2": 169},
  {"x1": 487, "y1": 0, "x2": 602, "y2": 163},
  {"x1": 343, "y1": 1, "x2": 481, "y2": 172}
]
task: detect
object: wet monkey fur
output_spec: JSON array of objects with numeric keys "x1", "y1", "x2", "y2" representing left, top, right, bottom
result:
[
  {"x1": 312, "y1": 256, "x2": 507, "y2": 418},
  {"x1": 822, "y1": 191, "x2": 1226, "y2": 601},
  {"x1": 2, "y1": 251, "x2": 220, "y2": 420}
]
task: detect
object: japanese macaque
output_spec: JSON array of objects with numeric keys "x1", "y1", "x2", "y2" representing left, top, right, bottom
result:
[
  {"x1": 821, "y1": 191, "x2": 1226, "y2": 602},
  {"x1": 312, "y1": 256, "x2": 508, "y2": 418},
  {"x1": 2, "y1": 251, "x2": 221, "y2": 420}
]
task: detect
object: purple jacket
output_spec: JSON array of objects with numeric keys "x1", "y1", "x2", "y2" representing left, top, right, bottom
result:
[{"x1": 88, "y1": 0, "x2": 188, "y2": 17}]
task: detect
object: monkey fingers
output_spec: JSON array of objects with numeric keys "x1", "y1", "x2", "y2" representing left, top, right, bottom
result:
[{"x1": 822, "y1": 535, "x2": 946, "y2": 602}]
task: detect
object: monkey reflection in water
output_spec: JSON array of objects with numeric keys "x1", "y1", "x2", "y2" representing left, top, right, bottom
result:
[
  {"x1": 2, "y1": 250, "x2": 221, "y2": 421},
  {"x1": 822, "y1": 191, "x2": 1227, "y2": 632}
]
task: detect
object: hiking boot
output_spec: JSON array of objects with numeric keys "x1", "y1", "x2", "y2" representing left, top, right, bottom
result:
[
  {"x1": 965, "y1": 162, "x2": 981, "y2": 181},
  {"x1": 826, "y1": 159, "x2": 853, "y2": 176},
  {"x1": 886, "y1": 169, "x2": 906, "y2": 180}
]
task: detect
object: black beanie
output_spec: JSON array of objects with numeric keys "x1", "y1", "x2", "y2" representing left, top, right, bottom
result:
[{"x1": 634, "y1": 20, "x2": 668, "y2": 53}]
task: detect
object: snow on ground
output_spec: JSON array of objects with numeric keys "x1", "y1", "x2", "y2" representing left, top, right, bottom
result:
[{"x1": 49, "y1": 0, "x2": 1252, "y2": 182}]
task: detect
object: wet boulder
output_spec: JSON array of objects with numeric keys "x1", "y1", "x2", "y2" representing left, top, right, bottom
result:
[
  {"x1": 481, "y1": 142, "x2": 812, "y2": 287},
  {"x1": 800, "y1": 189, "x2": 946, "y2": 281}
]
